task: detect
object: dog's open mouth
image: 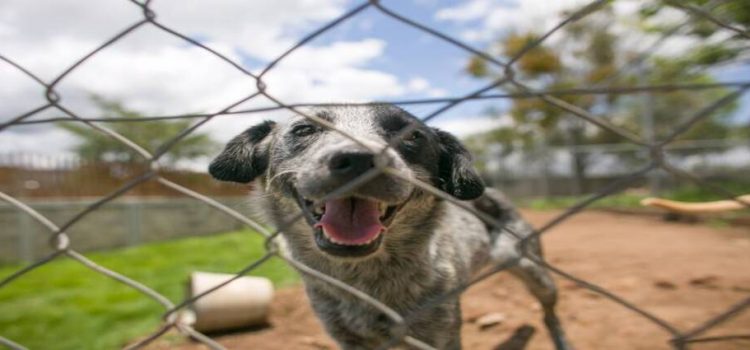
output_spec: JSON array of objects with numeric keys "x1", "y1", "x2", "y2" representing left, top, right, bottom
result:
[{"x1": 296, "y1": 194, "x2": 399, "y2": 257}]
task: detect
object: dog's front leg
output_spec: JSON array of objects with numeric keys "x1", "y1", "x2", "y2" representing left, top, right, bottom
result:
[
  {"x1": 510, "y1": 257, "x2": 573, "y2": 350},
  {"x1": 329, "y1": 332, "x2": 374, "y2": 350},
  {"x1": 315, "y1": 312, "x2": 380, "y2": 350},
  {"x1": 405, "y1": 299, "x2": 463, "y2": 350}
]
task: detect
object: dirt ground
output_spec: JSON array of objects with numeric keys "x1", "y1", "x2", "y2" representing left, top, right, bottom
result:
[{"x1": 156, "y1": 210, "x2": 750, "y2": 350}]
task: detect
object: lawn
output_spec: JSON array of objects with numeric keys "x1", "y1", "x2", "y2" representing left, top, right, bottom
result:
[
  {"x1": 523, "y1": 192, "x2": 645, "y2": 210},
  {"x1": 0, "y1": 230, "x2": 299, "y2": 350},
  {"x1": 523, "y1": 182, "x2": 750, "y2": 211}
]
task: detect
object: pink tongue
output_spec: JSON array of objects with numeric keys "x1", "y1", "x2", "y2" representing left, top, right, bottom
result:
[{"x1": 314, "y1": 198, "x2": 384, "y2": 245}]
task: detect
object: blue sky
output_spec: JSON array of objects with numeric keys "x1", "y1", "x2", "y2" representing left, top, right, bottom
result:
[
  {"x1": 1, "y1": 0, "x2": 747, "y2": 161},
  {"x1": 309, "y1": 1, "x2": 504, "y2": 122},
  {"x1": 242, "y1": 0, "x2": 750, "y2": 128},
  {"x1": 226, "y1": 0, "x2": 507, "y2": 128}
]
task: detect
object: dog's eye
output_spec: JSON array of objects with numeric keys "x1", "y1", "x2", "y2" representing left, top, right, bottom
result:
[
  {"x1": 404, "y1": 130, "x2": 422, "y2": 143},
  {"x1": 291, "y1": 124, "x2": 317, "y2": 137}
]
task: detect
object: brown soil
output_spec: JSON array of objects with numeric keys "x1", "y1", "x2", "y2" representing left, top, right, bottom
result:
[{"x1": 153, "y1": 210, "x2": 750, "y2": 350}]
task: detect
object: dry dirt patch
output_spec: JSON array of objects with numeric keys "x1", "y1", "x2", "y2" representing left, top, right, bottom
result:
[{"x1": 153, "y1": 210, "x2": 750, "y2": 350}]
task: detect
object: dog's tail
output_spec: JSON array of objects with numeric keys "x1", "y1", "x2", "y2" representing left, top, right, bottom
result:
[{"x1": 640, "y1": 194, "x2": 750, "y2": 214}]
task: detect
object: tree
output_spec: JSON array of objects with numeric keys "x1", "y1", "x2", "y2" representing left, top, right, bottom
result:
[
  {"x1": 59, "y1": 96, "x2": 217, "y2": 165},
  {"x1": 638, "y1": 0, "x2": 750, "y2": 67},
  {"x1": 466, "y1": 7, "x2": 625, "y2": 193},
  {"x1": 465, "y1": 3, "x2": 740, "y2": 193}
]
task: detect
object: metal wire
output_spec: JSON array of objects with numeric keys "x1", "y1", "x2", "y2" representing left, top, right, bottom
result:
[{"x1": 1, "y1": 0, "x2": 749, "y2": 349}]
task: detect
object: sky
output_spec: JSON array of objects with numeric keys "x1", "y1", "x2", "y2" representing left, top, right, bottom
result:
[{"x1": 1, "y1": 0, "x2": 748, "y2": 168}]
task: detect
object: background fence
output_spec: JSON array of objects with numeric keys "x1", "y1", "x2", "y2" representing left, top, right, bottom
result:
[
  {"x1": 1, "y1": 0, "x2": 749, "y2": 350},
  {"x1": 480, "y1": 139, "x2": 750, "y2": 198},
  {"x1": 0, "y1": 152, "x2": 243, "y2": 198},
  {"x1": 0, "y1": 197, "x2": 246, "y2": 262}
]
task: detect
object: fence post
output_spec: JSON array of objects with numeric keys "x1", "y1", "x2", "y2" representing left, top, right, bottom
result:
[
  {"x1": 127, "y1": 200, "x2": 142, "y2": 246},
  {"x1": 640, "y1": 63, "x2": 661, "y2": 195},
  {"x1": 536, "y1": 133, "x2": 551, "y2": 197},
  {"x1": 17, "y1": 210, "x2": 34, "y2": 262}
]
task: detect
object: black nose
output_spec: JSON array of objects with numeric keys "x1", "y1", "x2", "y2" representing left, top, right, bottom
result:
[{"x1": 328, "y1": 152, "x2": 375, "y2": 177}]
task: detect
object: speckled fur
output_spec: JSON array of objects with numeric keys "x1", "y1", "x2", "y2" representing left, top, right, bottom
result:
[{"x1": 209, "y1": 105, "x2": 572, "y2": 350}]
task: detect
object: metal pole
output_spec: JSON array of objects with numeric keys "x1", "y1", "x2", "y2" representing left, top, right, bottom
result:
[
  {"x1": 640, "y1": 64, "x2": 660, "y2": 195},
  {"x1": 127, "y1": 200, "x2": 142, "y2": 246},
  {"x1": 18, "y1": 210, "x2": 34, "y2": 262}
]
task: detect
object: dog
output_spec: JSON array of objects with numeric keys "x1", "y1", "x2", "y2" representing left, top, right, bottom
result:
[{"x1": 208, "y1": 104, "x2": 571, "y2": 350}]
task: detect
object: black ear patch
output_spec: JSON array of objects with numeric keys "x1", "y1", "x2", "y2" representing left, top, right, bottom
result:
[
  {"x1": 434, "y1": 128, "x2": 485, "y2": 200},
  {"x1": 208, "y1": 120, "x2": 276, "y2": 183}
]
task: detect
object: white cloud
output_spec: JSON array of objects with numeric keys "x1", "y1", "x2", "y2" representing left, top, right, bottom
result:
[
  {"x1": 428, "y1": 115, "x2": 512, "y2": 137},
  {"x1": 407, "y1": 77, "x2": 431, "y2": 92},
  {"x1": 436, "y1": 0, "x2": 495, "y2": 22},
  {"x1": 405, "y1": 77, "x2": 448, "y2": 98},
  {"x1": 435, "y1": 0, "x2": 703, "y2": 72},
  {"x1": 0, "y1": 0, "x2": 447, "y2": 157},
  {"x1": 436, "y1": 0, "x2": 665, "y2": 50},
  {"x1": 437, "y1": 0, "x2": 593, "y2": 43},
  {"x1": 149, "y1": 0, "x2": 346, "y2": 61}
]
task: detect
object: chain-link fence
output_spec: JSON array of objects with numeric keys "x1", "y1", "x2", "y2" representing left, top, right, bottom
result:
[{"x1": 1, "y1": 0, "x2": 749, "y2": 349}]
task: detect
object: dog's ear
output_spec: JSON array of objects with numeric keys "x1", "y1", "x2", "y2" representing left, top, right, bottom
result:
[
  {"x1": 433, "y1": 128, "x2": 485, "y2": 200},
  {"x1": 209, "y1": 120, "x2": 276, "y2": 183}
]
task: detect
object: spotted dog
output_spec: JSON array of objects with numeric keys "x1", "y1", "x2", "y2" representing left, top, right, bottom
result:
[{"x1": 209, "y1": 104, "x2": 572, "y2": 350}]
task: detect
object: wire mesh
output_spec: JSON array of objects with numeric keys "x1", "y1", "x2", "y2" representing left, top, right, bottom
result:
[{"x1": 1, "y1": 0, "x2": 749, "y2": 349}]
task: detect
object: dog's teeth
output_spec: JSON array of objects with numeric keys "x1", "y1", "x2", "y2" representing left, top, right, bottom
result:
[{"x1": 321, "y1": 226, "x2": 381, "y2": 246}]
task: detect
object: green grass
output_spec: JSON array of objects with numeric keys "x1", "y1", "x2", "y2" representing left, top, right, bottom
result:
[
  {"x1": 523, "y1": 192, "x2": 645, "y2": 210},
  {"x1": 0, "y1": 230, "x2": 299, "y2": 350},
  {"x1": 523, "y1": 182, "x2": 750, "y2": 211},
  {"x1": 666, "y1": 182, "x2": 750, "y2": 202}
]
